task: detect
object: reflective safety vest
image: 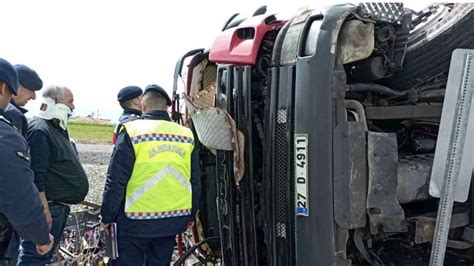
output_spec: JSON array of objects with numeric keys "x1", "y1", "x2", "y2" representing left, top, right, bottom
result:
[{"x1": 123, "y1": 119, "x2": 194, "y2": 220}]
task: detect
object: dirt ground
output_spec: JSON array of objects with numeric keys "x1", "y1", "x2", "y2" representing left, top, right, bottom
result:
[{"x1": 76, "y1": 143, "x2": 113, "y2": 208}]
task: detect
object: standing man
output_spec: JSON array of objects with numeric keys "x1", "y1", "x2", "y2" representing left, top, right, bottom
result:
[
  {"x1": 3, "y1": 64, "x2": 43, "y2": 265},
  {"x1": 117, "y1": 85, "x2": 142, "y2": 123},
  {"x1": 0, "y1": 58, "x2": 53, "y2": 265},
  {"x1": 18, "y1": 85, "x2": 89, "y2": 265},
  {"x1": 113, "y1": 86, "x2": 142, "y2": 144},
  {"x1": 101, "y1": 84, "x2": 201, "y2": 265},
  {"x1": 5, "y1": 64, "x2": 43, "y2": 137}
]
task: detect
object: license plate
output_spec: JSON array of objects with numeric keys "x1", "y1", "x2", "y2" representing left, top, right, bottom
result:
[{"x1": 295, "y1": 134, "x2": 309, "y2": 216}]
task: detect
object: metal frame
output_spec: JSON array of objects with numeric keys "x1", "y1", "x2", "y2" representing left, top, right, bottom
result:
[
  {"x1": 267, "y1": 65, "x2": 297, "y2": 265},
  {"x1": 233, "y1": 66, "x2": 259, "y2": 265},
  {"x1": 215, "y1": 66, "x2": 242, "y2": 265}
]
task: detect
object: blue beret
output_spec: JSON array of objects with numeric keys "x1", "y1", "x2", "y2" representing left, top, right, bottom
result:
[
  {"x1": 14, "y1": 64, "x2": 43, "y2": 91},
  {"x1": 0, "y1": 58, "x2": 19, "y2": 95},
  {"x1": 144, "y1": 84, "x2": 172, "y2": 106},
  {"x1": 117, "y1": 86, "x2": 143, "y2": 102}
]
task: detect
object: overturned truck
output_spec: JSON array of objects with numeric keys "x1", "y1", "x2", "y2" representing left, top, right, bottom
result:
[{"x1": 174, "y1": 3, "x2": 474, "y2": 265}]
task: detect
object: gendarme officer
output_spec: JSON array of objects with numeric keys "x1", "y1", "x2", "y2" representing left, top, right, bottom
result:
[
  {"x1": 101, "y1": 84, "x2": 200, "y2": 265},
  {"x1": 5, "y1": 64, "x2": 43, "y2": 137},
  {"x1": 117, "y1": 85, "x2": 143, "y2": 123},
  {"x1": 113, "y1": 86, "x2": 143, "y2": 144},
  {"x1": 0, "y1": 58, "x2": 53, "y2": 265}
]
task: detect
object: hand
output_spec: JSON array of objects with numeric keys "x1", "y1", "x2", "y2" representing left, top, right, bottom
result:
[
  {"x1": 101, "y1": 223, "x2": 110, "y2": 236},
  {"x1": 36, "y1": 234, "x2": 54, "y2": 255},
  {"x1": 44, "y1": 209, "x2": 53, "y2": 230}
]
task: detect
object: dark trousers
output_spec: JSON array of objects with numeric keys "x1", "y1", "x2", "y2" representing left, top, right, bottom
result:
[
  {"x1": 18, "y1": 204, "x2": 70, "y2": 265},
  {"x1": 0, "y1": 230, "x2": 19, "y2": 265},
  {"x1": 111, "y1": 235, "x2": 176, "y2": 266}
]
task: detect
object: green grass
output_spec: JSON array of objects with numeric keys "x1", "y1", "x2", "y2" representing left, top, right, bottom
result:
[{"x1": 68, "y1": 121, "x2": 115, "y2": 144}]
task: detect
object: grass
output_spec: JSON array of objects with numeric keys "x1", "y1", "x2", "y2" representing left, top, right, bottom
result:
[{"x1": 68, "y1": 121, "x2": 115, "y2": 144}]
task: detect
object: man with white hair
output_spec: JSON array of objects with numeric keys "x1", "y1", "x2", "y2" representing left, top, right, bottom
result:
[{"x1": 18, "y1": 85, "x2": 89, "y2": 265}]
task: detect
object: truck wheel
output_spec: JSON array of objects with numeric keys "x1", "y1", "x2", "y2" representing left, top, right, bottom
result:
[{"x1": 383, "y1": 3, "x2": 474, "y2": 91}]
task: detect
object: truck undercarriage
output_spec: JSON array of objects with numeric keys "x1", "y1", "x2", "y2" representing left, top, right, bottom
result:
[{"x1": 174, "y1": 3, "x2": 474, "y2": 265}]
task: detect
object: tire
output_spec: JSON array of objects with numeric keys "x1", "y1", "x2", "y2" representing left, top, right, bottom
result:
[{"x1": 382, "y1": 3, "x2": 474, "y2": 91}]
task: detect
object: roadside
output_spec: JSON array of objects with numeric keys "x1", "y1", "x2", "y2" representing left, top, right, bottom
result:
[
  {"x1": 68, "y1": 120, "x2": 115, "y2": 209},
  {"x1": 74, "y1": 143, "x2": 113, "y2": 211}
]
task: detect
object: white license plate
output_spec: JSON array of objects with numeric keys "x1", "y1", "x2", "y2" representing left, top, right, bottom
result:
[{"x1": 295, "y1": 134, "x2": 309, "y2": 216}]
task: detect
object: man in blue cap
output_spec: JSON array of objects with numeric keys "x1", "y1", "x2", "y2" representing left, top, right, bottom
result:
[
  {"x1": 117, "y1": 85, "x2": 143, "y2": 123},
  {"x1": 0, "y1": 58, "x2": 53, "y2": 266},
  {"x1": 113, "y1": 86, "x2": 143, "y2": 144},
  {"x1": 101, "y1": 84, "x2": 200, "y2": 265},
  {"x1": 5, "y1": 64, "x2": 43, "y2": 137}
]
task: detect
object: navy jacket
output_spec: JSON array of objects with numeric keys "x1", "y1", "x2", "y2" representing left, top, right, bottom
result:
[
  {"x1": 118, "y1": 108, "x2": 141, "y2": 124},
  {"x1": 0, "y1": 110, "x2": 50, "y2": 248},
  {"x1": 113, "y1": 108, "x2": 142, "y2": 144},
  {"x1": 5, "y1": 102, "x2": 28, "y2": 138},
  {"x1": 101, "y1": 110, "x2": 201, "y2": 238}
]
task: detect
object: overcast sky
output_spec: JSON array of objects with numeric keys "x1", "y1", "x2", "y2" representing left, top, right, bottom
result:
[{"x1": 2, "y1": 0, "x2": 431, "y2": 122}]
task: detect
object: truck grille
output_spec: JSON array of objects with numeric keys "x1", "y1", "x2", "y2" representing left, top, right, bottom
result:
[{"x1": 275, "y1": 108, "x2": 289, "y2": 238}]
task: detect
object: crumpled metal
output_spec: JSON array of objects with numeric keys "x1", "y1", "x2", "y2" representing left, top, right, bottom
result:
[{"x1": 184, "y1": 96, "x2": 245, "y2": 183}]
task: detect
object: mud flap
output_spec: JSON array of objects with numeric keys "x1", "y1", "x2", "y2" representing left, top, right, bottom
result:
[{"x1": 367, "y1": 132, "x2": 407, "y2": 234}]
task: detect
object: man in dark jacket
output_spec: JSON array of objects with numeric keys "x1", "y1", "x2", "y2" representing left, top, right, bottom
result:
[
  {"x1": 101, "y1": 84, "x2": 201, "y2": 265},
  {"x1": 113, "y1": 86, "x2": 142, "y2": 144},
  {"x1": 5, "y1": 64, "x2": 43, "y2": 137},
  {"x1": 0, "y1": 58, "x2": 53, "y2": 266},
  {"x1": 18, "y1": 85, "x2": 89, "y2": 265},
  {"x1": 117, "y1": 85, "x2": 142, "y2": 123}
]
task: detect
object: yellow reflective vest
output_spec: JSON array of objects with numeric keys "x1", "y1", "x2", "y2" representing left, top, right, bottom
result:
[{"x1": 123, "y1": 119, "x2": 194, "y2": 220}]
